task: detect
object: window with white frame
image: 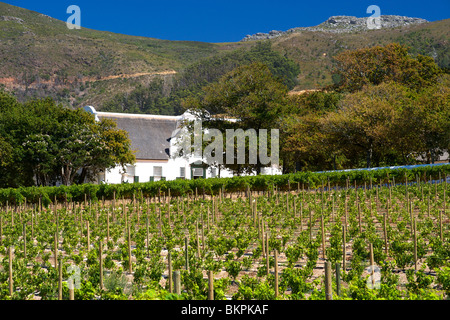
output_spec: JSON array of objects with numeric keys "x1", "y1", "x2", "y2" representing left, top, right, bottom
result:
[
  {"x1": 193, "y1": 168, "x2": 203, "y2": 177},
  {"x1": 153, "y1": 166, "x2": 163, "y2": 180},
  {"x1": 126, "y1": 165, "x2": 135, "y2": 183}
]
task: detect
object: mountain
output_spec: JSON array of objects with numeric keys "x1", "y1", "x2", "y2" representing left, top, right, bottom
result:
[
  {"x1": 0, "y1": 2, "x2": 448, "y2": 110},
  {"x1": 0, "y1": 2, "x2": 241, "y2": 107},
  {"x1": 241, "y1": 15, "x2": 429, "y2": 41},
  {"x1": 269, "y1": 17, "x2": 449, "y2": 89}
]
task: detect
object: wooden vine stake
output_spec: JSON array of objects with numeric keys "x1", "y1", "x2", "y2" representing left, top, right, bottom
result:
[
  {"x1": 128, "y1": 224, "x2": 132, "y2": 273},
  {"x1": 54, "y1": 232, "x2": 58, "y2": 268},
  {"x1": 261, "y1": 220, "x2": 265, "y2": 257},
  {"x1": 369, "y1": 243, "x2": 375, "y2": 289},
  {"x1": 299, "y1": 201, "x2": 303, "y2": 232},
  {"x1": 344, "y1": 196, "x2": 348, "y2": 233},
  {"x1": 106, "y1": 211, "x2": 110, "y2": 245},
  {"x1": 11, "y1": 202, "x2": 13, "y2": 226},
  {"x1": 444, "y1": 189, "x2": 446, "y2": 217},
  {"x1": 325, "y1": 261, "x2": 332, "y2": 300},
  {"x1": 274, "y1": 249, "x2": 279, "y2": 298},
  {"x1": 86, "y1": 221, "x2": 90, "y2": 252},
  {"x1": 113, "y1": 191, "x2": 116, "y2": 215},
  {"x1": 342, "y1": 225, "x2": 346, "y2": 271},
  {"x1": 9, "y1": 246, "x2": 13, "y2": 296},
  {"x1": 168, "y1": 251, "x2": 173, "y2": 293},
  {"x1": 196, "y1": 222, "x2": 201, "y2": 258},
  {"x1": 185, "y1": 236, "x2": 189, "y2": 271},
  {"x1": 208, "y1": 270, "x2": 214, "y2": 300},
  {"x1": 266, "y1": 233, "x2": 270, "y2": 278},
  {"x1": 168, "y1": 198, "x2": 171, "y2": 226},
  {"x1": 99, "y1": 240, "x2": 104, "y2": 290},
  {"x1": 159, "y1": 207, "x2": 162, "y2": 237},
  {"x1": 58, "y1": 256, "x2": 63, "y2": 300},
  {"x1": 23, "y1": 223, "x2": 27, "y2": 261},
  {"x1": 413, "y1": 219, "x2": 418, "y2": 272},
  {"x1": 309, "y1": 207, "x2": 312, "y2": 242},
  {"x1": 410, "y1": 200, "x2": 414, "y2": 237},
  {"x1": 69, "y1": 281, "x2": 75, "y2": 300},
  {"x1": 335, "y1": 263, "x2": 341, "y2": 296},
  {"x1": 201, "y1": 223, "x2": 205, "y2": 252},
  {"x1": 173, "y1": 270, "x2": 181, "y2": 295},
  {"x1": 146, "y1": 216, "x2": 150, "y2": 258},
  {"x1": 358, "y1": 203, "x2": 362, "y2": 233},
  {"x1": 384, "y1": 211, "x2": 388, "y2": 255},
  {"x1": 321, "y1": 214, "x2": 326, "y2": 260}
]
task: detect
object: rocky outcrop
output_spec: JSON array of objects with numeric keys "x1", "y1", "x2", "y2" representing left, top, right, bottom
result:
[
  {"x1": 241, "y1": 15, "x2": 428, "y2": 41},
  {"x1": 0, "y1": 16, "x2": 24, "y2": 23}
]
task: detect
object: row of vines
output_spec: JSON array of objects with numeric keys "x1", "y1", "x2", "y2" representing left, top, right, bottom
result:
[
  {"x1": 0, "y1": 168, "x2": 449, "y2": 300},
  {"x1": 1, "y1": 164, "x2": 449, "y2": 206}
]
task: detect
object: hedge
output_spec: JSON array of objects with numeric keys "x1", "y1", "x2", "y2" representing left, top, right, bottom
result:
[{"x1": 0, "y1": 163, "x2": 448, "y2": 206}]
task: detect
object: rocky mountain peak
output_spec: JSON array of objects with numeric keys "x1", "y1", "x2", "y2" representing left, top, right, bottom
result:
[{"x1": 241, "y1": 15, "x2": 428, "y2": 41}]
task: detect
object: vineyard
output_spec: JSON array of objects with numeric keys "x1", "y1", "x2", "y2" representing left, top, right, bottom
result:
[{"x1": 0, "y1": 166, "x2": 449, "y2": 300}]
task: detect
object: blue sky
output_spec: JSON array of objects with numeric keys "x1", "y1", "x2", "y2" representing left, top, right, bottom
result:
[{"x1": 3, "y1": 0, "x2": 449, "y2": 42}]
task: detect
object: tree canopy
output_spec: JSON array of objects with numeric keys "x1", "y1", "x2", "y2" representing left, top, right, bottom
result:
[
  {"x1": 101, "y1": 41, "x2": 300, "y2": 116},
  {"x1": 181, "y1": 62, "x2": 289, "y2": 175},
  {"x1": 331, "y1": 43, "x2": 442, "y2": 93},
  {"x1": 2, "y1": 41, "x2": 447, "y2": 184},
  {"x1": 285, "y1": 72, "x2": 449, "y2": 170},
  {"x1": 179, "y1": 42, "x2": 448, "y2": 174},
  {"x1": 0, "y1": 92, "x2": 135, "y2": 187}
]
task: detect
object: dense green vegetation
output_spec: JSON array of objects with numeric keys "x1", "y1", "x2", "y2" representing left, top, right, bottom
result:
[
  {"x1": 0, "y1": 163, "x2": 448, "y2": 206},
  {"x1": 1, "y1": 2, "x2": 449, "y2": 303},
  {"x1": 0, "y1": 169, "x2": 448, "y2": 300},
  {"x1": 101, "y1": 42, "x2": 300, "y2": 115},
  {"x1": 0, "y1": 2, "x2": 220, "y2": 78},
  {"x1": 0, "y1": 91, "x2": 135, "y2": 188},
  {"x1": 1, "y1": 2, "x2": 448, "y2": 110},
  {"x1": 1, "y1": 43, "x2": 448, "y2": 189},
  {"x1": 272, "y1": 18, "x2": 450, "y2": 89},
  {"x1": 180, "y1": 43, "x2": 449, "y2": 173},
  {"x1": 0, "y1": 2, "x2": 227, "y2": 108}
]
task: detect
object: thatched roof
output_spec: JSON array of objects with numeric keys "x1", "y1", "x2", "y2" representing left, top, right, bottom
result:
[{"x1": 96, "y1": 112, "x2": 180, "y2": 160}]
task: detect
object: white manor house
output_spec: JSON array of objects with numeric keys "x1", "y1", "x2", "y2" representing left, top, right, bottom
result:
[{"x1": 83, "y1": 106, "x2": 282, "y2": 184}]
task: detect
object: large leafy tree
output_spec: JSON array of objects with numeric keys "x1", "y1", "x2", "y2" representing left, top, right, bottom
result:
[
  {"x1": 181, "y1": 62, "x2": 289, "y2": 175},
  {"x1": 0, "y1": 91, "x2": 31, "y2": 186},
  {"x1": 0, "y1": 93, "x2": 135, "y2": 187},
  {"x1": 284, "y1": 43, "x2": 447, "y2": 171},
  {"x1": 320, "y1": 79, "x2": 449, "y2": 168},
  {"x1": 281, "y1": 91, "x2": 343, "y2": 172},
  {"x1": 322, "y1": 82, "x2": 413, "y2": 168},
  {"x1": 331, "y1": 43, "x2": 442, "y2": 93},
  {"x1": 413, "y1": 74, "x2": 450, "y2": 163}
]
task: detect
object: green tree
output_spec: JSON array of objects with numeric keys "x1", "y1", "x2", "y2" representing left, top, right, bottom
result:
[
  {"x1": 0, "y1": 93, "x2": 135, "y2": 187},
  {"x1": 321, "y1": 82, "x2": 415, "y2": 168},
  {"x1": 181, "y1": 62, "x2": 289, "y2": 175},
  {"x1": 412, "y1": 74, "x2": 450, "y2": 163},
  {"x1": 279, "y1": 90, "x2": 345, "y2": 172},
  {"x1": 0, "y1": 90, "x2": 33, "y2": 186},
  {"x1": 331, "y1": 43, "x2": 442, "y2": 93},
  {"x1": 101, "y1": 41, "x2": 300, "y2": 116}
]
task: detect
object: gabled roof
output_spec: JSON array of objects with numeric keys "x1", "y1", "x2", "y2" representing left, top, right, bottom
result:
[{"x1": 84, "y1": 107, "x2": 181, "y2": 160}]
